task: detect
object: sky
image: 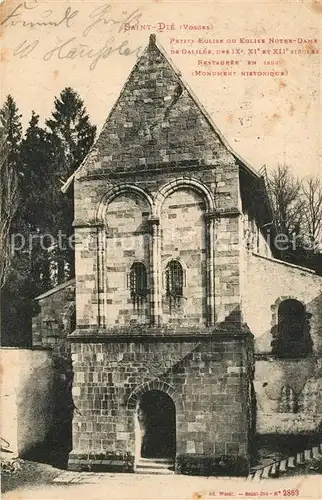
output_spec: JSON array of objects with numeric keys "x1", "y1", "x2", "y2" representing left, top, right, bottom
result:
[{"x1": 1, "y1": 0, "x2": 321, "y2": 179}]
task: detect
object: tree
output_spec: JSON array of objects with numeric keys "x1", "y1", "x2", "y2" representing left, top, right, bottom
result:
[
  {"x1": 45, "y1": 88, "x2": 96, "y2": 279},
  {"x1": 0, "y1": 97, "x2": 38, "y2": 347},
  {"x1": 20, "y1": 111, "x2": 54, "y2": 231},
  {"x1": 268, "y1": 165, "x2": 322, "y2": 272},
  {"x1": 19, "y1": 111, "x2": 56, "y2": 289},
  {"x1": 46, "y1": 87, "x2": 96, "y2": 183},
  {"x1": 0, "y1": 96, "x2": 22, "y2": 289},
  {"x1": 269, "y1": 164, "x2": 304, "y2": 239},
  {"x1": 301, "y1": 176, "x2": 322, "y2": 252},
  {"x1": 1, "y1": 89, "x2": 96, "y2": 346}
]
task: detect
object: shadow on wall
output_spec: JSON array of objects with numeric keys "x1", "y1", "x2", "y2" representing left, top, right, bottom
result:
[
  {"x1": 20, "y1": 349, "x2": 74, "y2": 470},
  {"x1": 215, "y1": 304, "x2": 244, "y2": 326}
]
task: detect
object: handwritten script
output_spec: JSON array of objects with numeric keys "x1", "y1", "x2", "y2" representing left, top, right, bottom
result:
[{"x1": 1, "y1": 1, "x2": 143, "y2": 70}]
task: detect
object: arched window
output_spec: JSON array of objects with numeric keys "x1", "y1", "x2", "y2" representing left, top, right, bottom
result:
[
  {"x1": 278, "y1": 299, "x2": 305, "y2": 339},
  {"x1": 272, "y1": 299, "x2": 312, "y2": 358},
  {"x1": 165, "y1": 260, "x2": 184, "y2": 300},
  {"x1": 129, "y1": 262, "x2": 148, "y2": 306}
]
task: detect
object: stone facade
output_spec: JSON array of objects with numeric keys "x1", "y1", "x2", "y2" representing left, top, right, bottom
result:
[
  {"x1": 32, "y1": 34, "x2": 322, "y2": 474},
  {"x1": 68, "y1": 335, "x2": 253, "y2": 474},
  {"x1": 67, "y1": 34, "x2": 256, "y2": 474}
]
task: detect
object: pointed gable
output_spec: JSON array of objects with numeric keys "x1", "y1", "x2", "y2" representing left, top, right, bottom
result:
[
  {"x1": 75, "y1": 34, "x2": 237, "y2": 181},
  {"x1": 63, "y1": 35, "x2": 273, "y2": 233}
]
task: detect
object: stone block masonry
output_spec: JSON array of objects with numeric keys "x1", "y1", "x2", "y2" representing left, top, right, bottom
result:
[
  {"x1": 67, "y1": 35, "x2": 269, "y2": 476},
  {"x1": 68, "y1": 332, "x2": 253, "y2": 475}
]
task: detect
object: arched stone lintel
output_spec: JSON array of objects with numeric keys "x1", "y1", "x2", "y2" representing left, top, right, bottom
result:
[
  {"x1": 96, "y1": 178, "x2": 214, "y2": 222},
  {"x1": 155, "y1": 177, "x2": 215, "y2": 217},
  {"x1": 96, "y1": 184, "x2": 155, "y2": 222},
  {"x1": 127, "y1": 380, "x2": 183, "y2": 411}
]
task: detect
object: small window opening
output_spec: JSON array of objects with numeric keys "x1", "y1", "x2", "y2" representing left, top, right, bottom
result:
[
  {"x1": 165, "y1": 260, "x2": 184, "y2": 310},
  {"x1": 129, "y1": 262, "x2": 148, "y2": 308}
]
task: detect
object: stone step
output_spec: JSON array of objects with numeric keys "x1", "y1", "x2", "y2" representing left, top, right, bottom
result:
[
  {"x1": 136, "y1": 466, "x2": 174, "y2": 475},
  {"x1": 261, "y1": 465, "x2": 272, "y2": 479},
  {"x1": 279, "y1": 459, "x2": 288, "y2": 474},
  {"x1": 270, "y1": 462, "x2": 278, "y2": 477},
  {"x1": 137, "y1": 458, "x2": 173, "y2": 465},
  {"x1": 247, "y1": 443, "x2": 322, "y2": 481},
  {"x1": 136, "y1": 463, "x2": 173, "y2": 470},
  {"x1": 136, "y1": 457, "x2": 174, "y2": 474},
  {"x1": 253, "y1": 468, "x2": 263, "y2": 480}
]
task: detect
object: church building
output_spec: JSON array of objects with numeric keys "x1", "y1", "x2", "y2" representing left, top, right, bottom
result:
[{"x1": 32, "y1": 35, "x2": 322, "y2": 476}]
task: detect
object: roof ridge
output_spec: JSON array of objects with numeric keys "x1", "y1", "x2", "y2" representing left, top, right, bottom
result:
[{"x1": 34, "y1": 278, "x2": 76, "y2": 300}]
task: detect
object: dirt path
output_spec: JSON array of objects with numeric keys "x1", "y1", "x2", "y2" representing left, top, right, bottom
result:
[{"x1": 2, "y1": 463, "x2": 322, "y2": 500}]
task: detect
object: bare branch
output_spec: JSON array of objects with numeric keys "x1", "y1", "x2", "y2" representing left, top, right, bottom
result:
[
  {"x1": 301, "y1": 176, "x2": 322, "y2": 249},
  {"x1": 268, "y1": 164, "x2": 304, "y2": 236}
]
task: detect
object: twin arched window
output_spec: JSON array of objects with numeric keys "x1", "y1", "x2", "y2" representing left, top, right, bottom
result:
[{"x1": 128, "y1": 259, "x2": 185, "y2": 303}]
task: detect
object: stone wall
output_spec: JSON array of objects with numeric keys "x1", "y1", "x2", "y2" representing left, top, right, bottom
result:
[
  {"x1": 243, "y1": 252, "x2": 322, "y2": 437},
  {"x1": 104, "y1": 192, "x2": 151, "y2": 327},
  {"x1": 31, "y1": 281, "x2": 76, "y2": 467},
  {"x1": 254, "y1": 358, "x2": 322, "y2": 435},
  {"x1": 0, "y1": 348, "x2": 55, "y2": 457},
  {"x1": 74, "y1": 173, "x2": 243, "y2": 330},
  {"x1": 242, "y1": 212, "x2": 272, "y2": 258},
  {"x1": 243, "y1": 253, "x2": 322, "y2": 353},
  {"x1": 160, "y1": 189, "x2": 207, "y2": 325},
  {"x1": 69, "y1": 333, "x2": 252, "y2": 474},
  {"x1": 32, "y1": 279, "x2": 75, "y2": 347}
]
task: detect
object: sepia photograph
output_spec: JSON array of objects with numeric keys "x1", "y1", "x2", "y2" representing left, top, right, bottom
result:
[{"x1": 0, "y1": 1, "x2": 321, "y2": 498}]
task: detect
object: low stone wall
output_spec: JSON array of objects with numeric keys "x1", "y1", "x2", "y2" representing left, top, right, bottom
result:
[{"x1": 0, "y1": 348, "x2": 55, "y2": 457}]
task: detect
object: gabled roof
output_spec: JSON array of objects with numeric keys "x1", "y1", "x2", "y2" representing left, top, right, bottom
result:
[
  {"x1": 34, "y1": 278, "x2": 75, "y2": 301},
  {"x1": 62, "y1": 34, "x2": 263, "y2": 193}
]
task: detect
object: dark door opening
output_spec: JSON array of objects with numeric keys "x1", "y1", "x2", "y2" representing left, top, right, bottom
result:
[{"x1": 137, "y1": 390, "x2": 176, "y2": 459}]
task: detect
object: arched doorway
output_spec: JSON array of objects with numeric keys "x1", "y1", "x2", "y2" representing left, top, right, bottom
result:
[{"x1": 136, "y1": 390, "x2": 176, "y2": 459}]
